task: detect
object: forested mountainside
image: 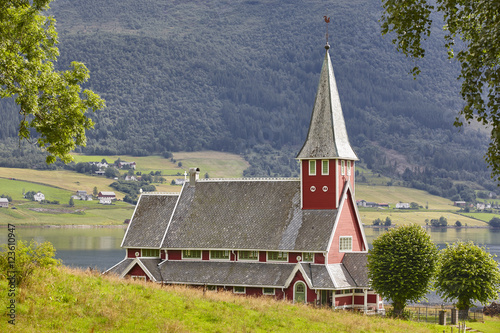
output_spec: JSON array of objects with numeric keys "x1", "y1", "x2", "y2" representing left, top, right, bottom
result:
[{"x1": 0, "y1": 0, "x2": 495, "y2": 194}]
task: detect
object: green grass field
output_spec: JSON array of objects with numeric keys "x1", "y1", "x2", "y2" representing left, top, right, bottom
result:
[
  {"x1": 359, "y1": 210, "x2": 488, "y2": 227},
  {"x1": 356, "y1": 184, "x2": 454, "y2": 211},
  {"x1": 459, "y1": 212, "x2": 500, "y2": 223},
  {"x1": 0, "y1": 265, "x2": 453, "y2": 333},
  {"x1": 173, "y1": 151, "x2": 249, "y2": 178}
]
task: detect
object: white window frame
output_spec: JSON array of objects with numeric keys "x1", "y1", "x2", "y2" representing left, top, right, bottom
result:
[
  {"x1": 347, "y1": 160, "x2": 351, "y2": 176},
  {"x1": 302, "y1": 252, "x2": 314, "y2": 262},
  {"x1": 267, "y1": 251, "x2": 288, "y2": 262},
  {"x1": 131, "y1": 275, "x2": 146, "y2": 281},
  {"x1": 341, "y1": 160, "x2": 345, "y2": 175},
  {"x1": 141, "y1": 249, "x2": 160, "y2": 258},
  {"x1": 321, "y1": 160, "x2": 329, "y2": 175},
  {"x1": 339, "y1": 236, "x2": 352, "y2": 252},
  {"x1": 238, "y1": 250, "x2": 259, "y2": 261},
  {"x1": 210, "y1": 250, "x2": 230, "y2": 260},
  {"x1": 263, "y1": 287, "x2": 275, "y2": 295},
  {"x1": 182, "y1": 249, "x2": 202, "y2": 260},
  {"x1": 233, "y1": 286, "x2": 246, "y2": 294},
  {"x1": 309, "y1": 160, "x2": 316, "y2": 176}
]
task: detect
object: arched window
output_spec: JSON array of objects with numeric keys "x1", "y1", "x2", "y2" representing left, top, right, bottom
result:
[{"x1": 294, "y1": 281, "x2": 306, "y2": 303}]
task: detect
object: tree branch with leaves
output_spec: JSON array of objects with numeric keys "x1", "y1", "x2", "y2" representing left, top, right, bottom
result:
[
  {"x1": 381, "y1": 0, "x2": 500, "y2": 181},
  {"x1": 0, "y1": 0, "x2": 105, "y2": 163}
]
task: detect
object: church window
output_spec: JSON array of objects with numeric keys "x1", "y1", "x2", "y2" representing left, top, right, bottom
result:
[
  {"x1": 302, "y1": 252, "x2": 314, "y2": 262},
  {"x1": 347, "y1": 161, "x2": 351, "y2": 176},
  {"x1": 233, "y1": 286, "x2": 245, "y2": 294},
  {"x1": 131, "y1": 275, "x2": 146, "y2": 281},
  {"x1": 210, "y1": 250, "x2": 230, "y2": 260},
  {"x1": 309, "y1": 160, "x2": 316, "y2": 175},
  {"x1": 182, "y1": 250, "x2": 201, "y2": 259},
  {"x1": 341, "y1": 160, "x2": 345, "y2": 175},
  {"x1": 141, "y1": 249, "x2": 160, "y2": 257},
  {"x1": 267, "y1": 251, "x2": 288, "y2": 261},
  {"x1": 322, "y1": 160, "x2": 329, "y2": 175},
  {"x1": 263, "y1": 288, "x2": 275, "y2": 295},
  {"x1": 339, "y1": 236, "x2": 352, "y2": 252},
  {"x1": 239, "y1": 250, "x2": 258, "y2": 261}
]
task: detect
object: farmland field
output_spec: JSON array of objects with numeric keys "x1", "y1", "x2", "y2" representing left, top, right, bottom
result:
[{"x1": 359, "y1": 210, "x2": 488, "y2": 227}]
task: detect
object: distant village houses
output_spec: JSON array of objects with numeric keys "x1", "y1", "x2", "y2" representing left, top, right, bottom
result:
[
  {"x1": 33, "y1": 192, "x2": 45, "y2": 202},
  {"x1": 72, "y1": 190, "x2": 93, "y2": 201},
  {"x1": 89, "y1": 161, "x2": 109, "y2": 169},
  {"x1": 0, "y1": 198, "x2": 8, "y2": 208},
  {"x1": 173, "y1": 179, "x2": 185, "y2": 185},
  {"x1": 118, "y1": 161, "x2": 136, "y2": 170},
  {"x1": 125, "y1": 175, "x2": 138, "y2": 181},
  {"x1": 98, "y1": 191, "x2": 116, "y2": 204},
  {"x1": 395, "y1": 202, "x2": 410, "y2": 209},
  {"x1": 356, "y1": 200, "x2": 389, "y2": 208}
]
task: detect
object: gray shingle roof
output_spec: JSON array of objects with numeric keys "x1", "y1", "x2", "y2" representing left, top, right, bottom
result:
[
  {"x1": 342, "y1": 252, "x2": 369, "y2": 287},
  {"x1": 327, "y1": 264, "x2": 357, "y2": 289},
  {"x1": 296, "y1": 48, "x2": 358, "y2": 160},
  {"x1": 137, "y1": 258, "x2": 162, "y2": 281},
  {"x1": 161, "y1": 180, "x2": 338, "y2": 251},
  {"x1": 104, "y1": 258, "x2": 133, "y2": 275},
  {"x1": 122, "y1": 194, "x2": 178, "y2": 248},
  {"x1": 158, "y1": 260, "x2": 296, "y2": 287},
  {"x1": 300, "y1": 263, "x2": 335, "y2": 289}
]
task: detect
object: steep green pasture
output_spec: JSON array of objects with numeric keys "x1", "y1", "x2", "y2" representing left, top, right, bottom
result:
[
  {"x1": 173, "y1": 151, "x2": 249, "y2": 178},
  {"x1": 356, "y1": 184, "x2": 454, "y2": 211},
  {"x1": 0, "y1": 266, "x2": 448, "y2": 333},
  {"x1": 459, "y1": 212, "x2": 500, "y2": 223}
]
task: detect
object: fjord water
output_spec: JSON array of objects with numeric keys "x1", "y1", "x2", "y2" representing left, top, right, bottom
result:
[{"x1": 2, "y1": 226, "x2": 499, "y2": 272}]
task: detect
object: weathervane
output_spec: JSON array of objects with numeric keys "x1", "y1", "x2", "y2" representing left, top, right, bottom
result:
[{"x1": 324, "y1": 15, "x2": 330, "y2": 46}]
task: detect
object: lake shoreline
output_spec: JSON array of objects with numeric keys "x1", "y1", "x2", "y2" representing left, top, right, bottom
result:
[{"x1": 364, "y1": 224, "x2": 494, "y2": 229}]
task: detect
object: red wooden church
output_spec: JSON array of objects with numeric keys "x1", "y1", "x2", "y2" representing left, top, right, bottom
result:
[{"x1": 106, "y1": 43, "x2": 384, "y2": 312}]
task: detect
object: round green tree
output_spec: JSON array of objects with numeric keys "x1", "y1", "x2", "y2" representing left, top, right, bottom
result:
[
  {"x1": 435, "y1": 241, "x2": 500, "y2": 312},
  {"x1": 367, "y1": 224, "x2": 438, "y2": 316}
]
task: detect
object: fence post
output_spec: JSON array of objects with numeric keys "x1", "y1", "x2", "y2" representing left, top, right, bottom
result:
[
  {"x1": 439, "y1": 310, "x2": 446, "y2": 325},
  {"x1": 451, "y1": 308, "x2": 458, "y2": 325}
]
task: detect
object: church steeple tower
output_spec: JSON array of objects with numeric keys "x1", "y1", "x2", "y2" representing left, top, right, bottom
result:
[{"x1": 297, "y1": 43, "x2": 358, "y2": 210}]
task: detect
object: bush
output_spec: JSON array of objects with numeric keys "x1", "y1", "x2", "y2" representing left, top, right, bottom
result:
[
  {"x1": 489, "y1": 217, "x2": 500, "y2": 228},
  {"x1": 0, "y1": 240, "x2": 61, "y2": 287}
]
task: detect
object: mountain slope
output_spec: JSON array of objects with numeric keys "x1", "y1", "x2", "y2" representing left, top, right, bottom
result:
[{"x1": 0, "y1": 0, "x2": 492, "y2": 190}]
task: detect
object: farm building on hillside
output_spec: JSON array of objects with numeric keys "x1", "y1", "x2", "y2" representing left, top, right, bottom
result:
[
  {"x1": 33, "y1": 192, "x2": 45, "y2": 202},
  {"x1": 105, "y1": 43, "x2": 384, "y2": 312},
  {"x1": 98, "y1": 191, "x2": 116, "y2": 204},
  {"x1": 0, "y1": 198, "x2": 8, "y2": 208}
]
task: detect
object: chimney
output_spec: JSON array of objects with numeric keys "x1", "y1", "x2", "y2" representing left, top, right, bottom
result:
[{"x1": 189, "y1": 168, "x2": 200, "y2": 187}]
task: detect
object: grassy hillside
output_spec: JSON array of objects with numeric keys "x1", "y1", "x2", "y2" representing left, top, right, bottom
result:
[
  {"x1": 0, "y1": 265, "x2": 451, "y2": 333},
  {"x1": 356, "y1": 184, "x2": 454, "y2": 211}
]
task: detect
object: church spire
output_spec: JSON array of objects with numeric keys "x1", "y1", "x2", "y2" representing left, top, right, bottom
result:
[{"x1": 296, "y1": 45, "x2": 357, "y2": 161}]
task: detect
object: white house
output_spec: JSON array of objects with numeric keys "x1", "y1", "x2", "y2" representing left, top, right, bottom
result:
[
  {"x1": 33, "y1": 192, "x2": 45, "y2": 202},
  {"x1": 0, "y1": 198, "x2": 8, "y2": 208},
  {"x1": 395, "y1": 202, "x2": 410, "y2": 209}
]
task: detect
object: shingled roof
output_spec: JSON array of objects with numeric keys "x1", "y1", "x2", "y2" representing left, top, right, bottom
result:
[
  {"x1": 104, "y1": 258, "x2": 133, "y2": 276},
  {"x1": 122, "y1": 194, "x2": 179, "y2": 248},
  {"x1": 342, "y1": 252, "x2": 370, "y2": 287},
  {"x1": 296, "y1": 45, "x2": 358, "y2": 160},
  {"x1": 158, "y1": 261, "x2": 296, "y2": 287},
  {"x1": 161, "y1": 180, "x2": 338, "y2": 251}
]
